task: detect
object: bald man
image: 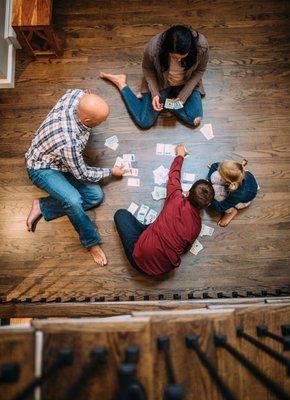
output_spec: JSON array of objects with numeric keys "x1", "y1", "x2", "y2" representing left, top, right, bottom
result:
[{"x1": 25, "y1": 89, "x2": 123, "y2": 266}]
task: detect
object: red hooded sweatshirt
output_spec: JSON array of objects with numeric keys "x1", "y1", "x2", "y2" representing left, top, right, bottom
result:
[{"x1": 133, "y1": 155, "x2": 201, "y2": 276}]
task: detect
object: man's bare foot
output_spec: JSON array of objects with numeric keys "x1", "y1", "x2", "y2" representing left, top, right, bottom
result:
[
  {"x1": 218, "y1": 208, "x2": 238, "y2": 227},
  {"x1": 89, "y1": 245, "x2": 108, "y2": 266},
  {"x1": 26, "y1": 199, "x2": 42, "y2": 232},
  {"x1": 100, "y1": 72, "x2": 127, "y2": 91}
]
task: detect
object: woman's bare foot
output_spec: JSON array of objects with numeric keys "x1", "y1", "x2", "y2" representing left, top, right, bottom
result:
[
  {"x1": 26, "y1": 199, "x2": 42, "y2": 232},
  {"x1": 194, "y1": 116, "x2": 202, "y2": 127},
  {"x1": 100, "y1": 72, "x2": 127, "y2": 91},
  {"x1": 218, "y1": 208, "x2": 238, "y2": 227},
  {"x1": 89, "y1": 245, "x2": 108, "y2": 266}
]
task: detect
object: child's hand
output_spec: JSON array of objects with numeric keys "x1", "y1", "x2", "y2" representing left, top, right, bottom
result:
[
  {"x1": 175, "y1": 144, "x2": 186, "y2": 158},
  {"x1": 207, "y1": 162, "x2": 212, "y2": 168}
]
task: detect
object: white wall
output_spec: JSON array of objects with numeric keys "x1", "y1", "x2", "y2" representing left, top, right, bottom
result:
[
  {"x1": 0, "y1": 0, "x2": 9, "y2": 78},
  {"x1": 0, "y1": 0, "x2": 20, "y2": 88}
]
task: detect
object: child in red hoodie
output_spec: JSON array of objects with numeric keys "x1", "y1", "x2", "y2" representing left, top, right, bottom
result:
[{"x1": 114, "y1": 145, "x2": 214, "y2": 276}]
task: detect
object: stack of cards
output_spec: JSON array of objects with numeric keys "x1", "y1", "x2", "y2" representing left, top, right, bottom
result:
[
  {"x1": 152, "y1": 186, "x2": 167, "y2": 200},
  {"x1": 183, "y1": 172, "x2": 196, "y2": 182},
  {"x1": 156, "y1": 143, "x2": 176, "y2": 156},
  {"x1": 190, "y1": 239, "x2": 204, "y2": 255},
  {"x1": 200, "y1": 123, "x2": 214, "y2": 140},
  {"x1": 164, "y1": 98, "x2": 183, "y2": 110},
  {"x1": 105, "y1": 135, "x2": 119, "y2": 150},
  {"x1": 153, "y1": 165, "x2": 169, "y2": 185},
  {"x1": 200, "y1": 224, "x2": 214, "y2": 237}
]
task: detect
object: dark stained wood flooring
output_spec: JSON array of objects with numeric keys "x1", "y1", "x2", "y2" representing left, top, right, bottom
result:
[{"x1": 0, "y1": 0, "x2": 290, "y2": 302}]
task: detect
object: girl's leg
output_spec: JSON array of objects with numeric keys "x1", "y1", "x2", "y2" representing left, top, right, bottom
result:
[
  {"x1": 171, "y1": 89, "x2": 203, "y2": 126},
  {"x1": 100, "y1": 72, "x2": 158, "y2": 129}
]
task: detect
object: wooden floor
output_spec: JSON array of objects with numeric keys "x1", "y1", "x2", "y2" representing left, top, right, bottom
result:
[{"x1": 0, "y1": 0, "x2": 290, "y2": 302}]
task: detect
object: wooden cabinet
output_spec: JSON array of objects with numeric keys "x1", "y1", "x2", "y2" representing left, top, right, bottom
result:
[{"x1": 12, "y1": 0, "x2": 63, "y2": 58}]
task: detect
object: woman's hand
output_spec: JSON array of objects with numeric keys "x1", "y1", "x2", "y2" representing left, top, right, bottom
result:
[
  {"x1": 152, "y1": 95, "x2": 163, "y2": 111},
  {"x1": 175, "y1": 144, "x2": 186, "y2": 158},
  {"x1": 112, "y1": 166, "x2": 124, "y2": 178}
]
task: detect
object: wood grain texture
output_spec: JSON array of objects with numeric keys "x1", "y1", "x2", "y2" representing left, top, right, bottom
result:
[{"x1": 0, "y1": 0, "x2": 290, "y2": 304}]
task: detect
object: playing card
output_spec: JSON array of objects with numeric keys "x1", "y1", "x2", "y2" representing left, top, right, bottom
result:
[
  {"x1": 173, "y1": 100, "x2": 183, "y2": 110},
  {"x1": 164, "y1": 144, "x2": 176, "y2": 156},
  {"x1": 123, "y1": 154, "x2": 136, "y2": 162},
  {"x1": 151, "y1": 186, "x2": 167, "y2": 200},
  {"x1": 127, "y1": 178, "x2": 140, "y2": 187},
  {"x1": 153, "y1": 165, "x2": 169, "y2": 185},
  {"x1": 164, "y1": 98, "x2": 175, "y2": 109},
  {"x1": 200, "y1": 224, "x2": 214, "y2": 237},
  {"x1": 105, "y1": 141, "x2": 119, "y2": 151},
  {"x1": 200, "y1": 123, "x2": 214, "y2": 140},
  {"x1": 156, "y1": 143, "x2": 165, "y2": 155},
  {"x1": 181, "y1": 182, "x2": 192, "y2": 193},
  {"x1": 114, "y1": 156, "x2": 124, "y2": 167},
  {"x1": 190, "y1": 240, "x2": 204, "y2": 255},
  {"x1": 105, "y1": 135, "x2": 118, "y2": 145},
  {"x1": 145, "y1": 209, "x2": 158, "y2": 224},
  {"x1": 183, "y1": 173, "x2": 195, "y2": 182},
  {"x1": 127, "y1": 202, "x2": 139, "y2": 215},
  {"x1": 123, "y1": 168, "x2": 139, "y2": 177},
  {"x1": 137, "y1": 204, "x2": 150, "y2": 223}
]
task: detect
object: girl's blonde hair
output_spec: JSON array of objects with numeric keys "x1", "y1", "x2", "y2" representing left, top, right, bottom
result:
[{"x1": 219, "y1": 159, "x2": 248, "y2": 191}]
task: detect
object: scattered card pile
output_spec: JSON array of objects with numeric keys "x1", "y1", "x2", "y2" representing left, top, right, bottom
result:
[
  {"x1": 105, "y1": 135, "x2": 119, "y2": 150},
  {"x1": 164, "y1": 98, "x2": 184, "y2": 110},
  {"x1": 128, "y1": 202, "x2": 158, "y2": 224},
  {"x1": 200, "y1": 123, "x2": 214, "y2": 141},
  {"x1": 153, "y1": 165, "x2": 169, "y2": 185},
  {"x1": 152, "y1": 186, "x2": 167, "y2": 200},
  {"x1": 156, "y1": 143, "x2": 176, "y2": 156}
]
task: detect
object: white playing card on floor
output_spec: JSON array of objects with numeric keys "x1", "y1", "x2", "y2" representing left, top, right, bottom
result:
[
  {"x1": 181, "y1": 182, "x2": 192, "y2": 193},
  {"x1": 164, "y1": 144, "x2": 176, "y2": 156},
  {"x1": 127, "y1": 202, "x2": 139, "y2": 215},
  {"x1": 200, "y1": 123, "x2": 214, "y2": 140},
  {"x1": 156, "y1": 143, "x2": 165, "y2": 155},
  {"x1": 127, "y1": 178, "x2": 140, "y2": 187},
  {"x1": 200, "y1": 224, "x2": 214, "y2": 237},
  {"x1": 183, "y1": 173, "x2": 196, "y2": 182},
  {"x1": 123, "y1": 154, "x2": 136, "y2": 162},
  {"x1": 123, "y1": 168, "x2": 139, "y2": 177},
  {"x1": 145, "y1": 209, "x2": 158, "y2": 224},
  {"x1": 151, "y1": 186, "x2": 167, "y2": 200},
  {"x1": 190, "y1": 239, "x2": 204, "y2": 255},
  {"x1": 137, "y1": 204, "x2": 150, "y2": 223}
]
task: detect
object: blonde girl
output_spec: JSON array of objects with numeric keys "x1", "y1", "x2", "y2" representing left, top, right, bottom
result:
[{"x1": 208, "y1": 160, "x2": 258, "y2": 227}]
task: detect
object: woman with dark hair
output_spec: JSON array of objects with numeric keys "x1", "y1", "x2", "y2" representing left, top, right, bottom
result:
[{"x1": 100, "y1": 25, "x2": 209, "y2": 129}]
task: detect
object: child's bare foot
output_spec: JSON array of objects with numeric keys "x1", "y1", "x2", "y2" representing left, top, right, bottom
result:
[
  {"x1": 194, "y1": 116, "x2": 202, "y2": 127},
  {"x1": 26, "y1": 199, "x2": 42, "y2": 232},
  {"x1": 89, "y1": 245, "x2": 108, "y2": 266},
  {"x1": 100, "y1": 72, "x2": 127, "y2": 91},
  {"x1": 218, "y1": 208, "x2": 238, "y2": 227}
]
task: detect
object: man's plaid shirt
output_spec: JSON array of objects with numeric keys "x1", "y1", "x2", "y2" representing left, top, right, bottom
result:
[{"x1": 25, "y1": 89, "x2": 111, "y2": 182}]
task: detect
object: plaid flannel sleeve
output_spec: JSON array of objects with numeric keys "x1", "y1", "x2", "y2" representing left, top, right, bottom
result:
[{"x1": 61, "y1": 145, "x2": 112, "y2": 182}]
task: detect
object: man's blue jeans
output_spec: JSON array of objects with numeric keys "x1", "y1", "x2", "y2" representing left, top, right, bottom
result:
[
  {"x1": 120, "y1": 85, "x2": 203, "y2": 129},
  {"x1": 27, "y1": 168, "x2": 104, "y2": 248}
]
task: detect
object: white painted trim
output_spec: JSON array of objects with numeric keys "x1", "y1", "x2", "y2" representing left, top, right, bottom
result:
[
  {"x1": 0, "y1": 43, "x2": 15, "y2": 88},
  {"x1": 4, "y1": 0, "x2": 21, "y2": 49}
]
